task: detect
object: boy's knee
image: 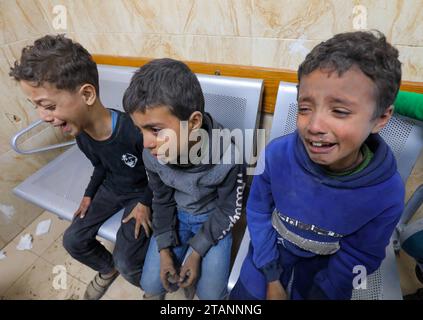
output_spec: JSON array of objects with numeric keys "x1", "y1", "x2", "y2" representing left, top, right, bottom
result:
[
  {"x1": 62, "y1": 227, "x2": 81, "y2": 254},
  {"x1": 63, "y1": 225, "x2": 94, "y2": 255}
]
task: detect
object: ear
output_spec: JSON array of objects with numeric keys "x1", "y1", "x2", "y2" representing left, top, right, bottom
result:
[
  {"x1": 79, "y1": 84, "x2": 97, "y2": 106},
  {"x1": 188, "y1": 111, "x2": 203, "y2": 131},
  {"x1": 371, "y1": 105, "x2": 394, "y2": 134}
]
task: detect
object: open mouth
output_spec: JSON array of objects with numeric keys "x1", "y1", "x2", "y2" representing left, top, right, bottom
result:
[
  {"x1": 54, "y1": 121, "x2": 71, "y2": 133},
  {"x1": 307, "y1": 140, "x2": 337, "y2": 153}
]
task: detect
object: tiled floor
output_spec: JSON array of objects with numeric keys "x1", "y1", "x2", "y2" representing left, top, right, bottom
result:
[
  {"x1": 0, "y1": 211, "x2": 187, "y2": 300},
  {"x1": 0, "y1": 209, "x2": 422, "y2": 300}
]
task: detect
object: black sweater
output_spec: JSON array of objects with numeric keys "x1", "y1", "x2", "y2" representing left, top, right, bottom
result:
[{"x1": 76, "y1": 109, "x2": 152, "y2": 206}]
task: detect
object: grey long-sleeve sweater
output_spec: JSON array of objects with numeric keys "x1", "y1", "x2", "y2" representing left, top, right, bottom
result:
[{"x1": 142, "y1": 113, "x2": 245, "y2": 257}]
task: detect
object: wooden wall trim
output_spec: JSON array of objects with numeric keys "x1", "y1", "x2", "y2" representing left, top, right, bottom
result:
[{"x1": 93, "y1": 54, "x2": 423, "y2": 114}]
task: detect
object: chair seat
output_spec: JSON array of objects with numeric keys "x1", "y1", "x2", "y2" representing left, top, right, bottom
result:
[{"x1": 13, "y1": 145, "x2": 123, "y2": 243}]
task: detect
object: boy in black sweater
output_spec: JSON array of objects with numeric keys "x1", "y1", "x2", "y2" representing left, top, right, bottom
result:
[{"x1": 10, "y1": 35, "x2": 152, "y2": 300}]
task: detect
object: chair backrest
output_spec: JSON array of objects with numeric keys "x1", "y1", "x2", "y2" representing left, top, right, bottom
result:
[
  {"x1": 98, "y1": 65, "x2": 263, "y2": 163},
  {"x1": 197, "y1": 74, "x2": 263, "y2": 165},
  {"x1": 269, "y1": 81, "x2": 423, "y2": 299}
]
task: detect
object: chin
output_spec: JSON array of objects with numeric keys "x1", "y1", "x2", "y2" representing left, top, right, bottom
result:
[
  {"x1": 308, "y1": 154, "x2": 333, "y2": 167},
  {"x1": 69, "y1": 128, "x2": 81, "y2": 137}
]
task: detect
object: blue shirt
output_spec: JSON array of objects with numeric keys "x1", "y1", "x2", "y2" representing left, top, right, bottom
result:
[{"x1": 243, "y1": 131, "x2": 404, "y2": 299}]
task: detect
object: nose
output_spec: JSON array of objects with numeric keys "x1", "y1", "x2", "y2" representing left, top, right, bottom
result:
[
  {"x1": 38, "y1": 108, "x2": 54, "y2": 123},
  {"x1": 307, "y1": 111, "x2": 328, "y2": 135},
  {"x1": 143, "y1": 132, "x2": 156, "y2": 150}
]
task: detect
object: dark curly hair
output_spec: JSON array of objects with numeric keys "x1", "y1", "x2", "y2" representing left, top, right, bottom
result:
[
  {"x1": 9, "y1": 34, "x2": 99, "y2": 95},
  {"x1": 298, "y1": 30, "x2": 401, "y2": 118},
  {"x1": 123, "y1": 58, "x2": 205, "y2": 121}
]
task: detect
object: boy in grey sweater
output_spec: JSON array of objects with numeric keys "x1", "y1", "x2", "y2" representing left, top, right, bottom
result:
[{"x1": 123, "y1": 58, "x2": 244, "y2": 300}]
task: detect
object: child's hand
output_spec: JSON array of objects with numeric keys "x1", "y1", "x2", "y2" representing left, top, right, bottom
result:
[
  {"x1": 74, "y1": 196, "x2": 91, "y2": 219},
  {"x1": 179, "y1": 250, "x2": 201, "y2": 289},
  {"x1": 266, "y1": 280, "x2": 288, "y2": 300},
  {"x1": 122, "y1": 202, "x2": 152, "y2": 239},
  {"x1": 159, "y1": 249, "x2": 178, "y2": 292}
]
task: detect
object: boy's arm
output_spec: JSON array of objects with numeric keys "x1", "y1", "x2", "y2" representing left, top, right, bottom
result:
[
  {"x1": 146, "y1": 168, "x2": 178, "y2": 250},
  {"x1": 76, "y1": 139, "x2": 106, "y2": 198},
  {"x1": 308, "y1": 203, "x2": 404, "y2": 300},
  {"x1": 84, "y1": 163, "x2": 106, "y2": 198},
  {"x1": 133, "y1": 184, "x2": 153, "y2": 208},
  {"x1": 187, "y1": 164, "x2": 244, "y2": 257},
  {"x1": 131, "y1": 130, "x2": 153, "y2": 207},
  {"x1": 135, "y1": 135, "x2": 153, "y2": 207},
  {"x1": 246, "y1": 152, "x2": 283, "y2": 283}
]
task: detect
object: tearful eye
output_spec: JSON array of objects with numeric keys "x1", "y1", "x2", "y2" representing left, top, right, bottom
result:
[
  {"x1": 333, "y1": 109, "x2": 350, "y2": 117},
  {"x1": 41, "y1": 105, "x2": 56, "y2": 111},
  {"x1": 298, "y1": 106, "x2": 311, "y2": 113}
]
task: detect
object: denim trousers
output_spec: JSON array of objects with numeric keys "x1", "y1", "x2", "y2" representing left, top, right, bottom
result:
[{"x1": 140, "y1": 209, "x2": 232, "y2": 299}]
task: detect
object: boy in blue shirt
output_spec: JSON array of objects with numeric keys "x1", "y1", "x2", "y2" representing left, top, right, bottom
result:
[
  {"x1": 10, "y1": 35, "x2": 152, "y2": 300},
  {"x1": 230, "y1": 31, "x2": 404, "y2": 300}
]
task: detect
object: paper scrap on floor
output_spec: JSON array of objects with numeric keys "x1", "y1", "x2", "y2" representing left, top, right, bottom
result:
[
  {"x1": 16, "y1": 233, "x2": 33, "y2": 251},
  {"x1": 35, "y1": 219, "x2": 52, "y2": 236}
]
